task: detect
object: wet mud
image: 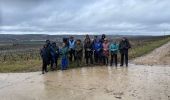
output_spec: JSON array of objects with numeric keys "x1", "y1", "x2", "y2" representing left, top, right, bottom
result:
[{"x1": 0, "y1": 64, "x2": 170, "y2": 100}]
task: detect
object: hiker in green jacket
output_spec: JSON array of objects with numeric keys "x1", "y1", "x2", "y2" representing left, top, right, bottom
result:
[
  {"x1": 109, "y1": 41, "x2": 119, "y2": 67},
  {"x1": 75, "y1": 39, "x2": 83, "y2": 67},
  {"x1": 61, "y1": 42, "x2": 69, "y2": 70}
]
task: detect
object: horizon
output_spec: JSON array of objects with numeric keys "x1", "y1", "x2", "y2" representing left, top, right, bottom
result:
[{"x1": 0, "y1": 33, "x2": 169, "y2": 37}]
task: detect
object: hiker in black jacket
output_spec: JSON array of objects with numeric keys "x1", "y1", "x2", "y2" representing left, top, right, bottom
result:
[
  {"x1": 40, "y1": 44, "x2": 50, "y2": 74},
  {"x1": 119, "y1": 37, "x2": 131, "y2": 67},
  {"x1": 50, "y1": 42, "x2": 59, "y2": 70},
  {"x1": 84, "y1": 38, "x2": 93, "y2": 65}
]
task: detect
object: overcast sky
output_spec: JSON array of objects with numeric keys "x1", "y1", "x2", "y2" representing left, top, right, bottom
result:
[{"x1": 0, "y1": 0, "x2": 170, "y2": 35}]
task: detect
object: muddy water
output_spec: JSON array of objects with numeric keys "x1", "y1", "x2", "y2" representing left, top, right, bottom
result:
[{"x1": 0, "y1": 64, "x2": 170, "y2": 100}]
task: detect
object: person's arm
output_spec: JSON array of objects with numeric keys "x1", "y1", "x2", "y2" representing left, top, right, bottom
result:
[
  {"x1": 128, "y1": 41, "x2": 131, "y2": 49},
  {"x1": 109, "y1": 44, "x2": 112, "y2": 52}
]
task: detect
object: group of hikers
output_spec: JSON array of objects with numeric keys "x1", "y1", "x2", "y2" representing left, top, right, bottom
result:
[{"x1": 40, "y1": 34, "x2": 131, "y2": 74}]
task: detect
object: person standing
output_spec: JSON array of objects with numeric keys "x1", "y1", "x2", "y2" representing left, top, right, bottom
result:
[
  {"x1": 75, "y1": 39, "x2": 83, "y2": 67},
  {"x1": 68, "y1": 36, "x2": 76, "y2": 62},
  {"x1": 84, "y1": 38, "x2": 93, "y2": 65},
  {"x1": 119, "y1": 37, "x2": 131, "y2": 67},
  {"x1": 40, "y1": 44, "x2": 49, "y2": 74},
  {"x1": 109, "y1": 41, "x2": 119, "y2": 67},
  {"x1": 102, "y1": 38, "x2": 109, "y2": 65},
  {"x1": 50, "y1": 42, "x2": 59, "y2": 70},
  {"x1": 45, "y1": 40, "x2": 52, "y2": 70},
  {"x1": 61, "y1": 42, "x2": 69, "y2": 70},
  {"x1": 93, "y1": 38, "x2": 103, "y2": 64}
]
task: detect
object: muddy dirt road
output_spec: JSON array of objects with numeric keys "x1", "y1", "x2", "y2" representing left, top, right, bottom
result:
[
  {"x1": 133, "y1": 41, "x2": 170, "y2": 65},
  {"x1": 0, "y1": 64, "x2": 170, "y2": 100},
  {"x1": 0, "y1": 42, "x2": 170, "y2": 100}
]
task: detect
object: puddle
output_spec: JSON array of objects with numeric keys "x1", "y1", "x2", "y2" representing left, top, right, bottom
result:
[{"x1": 0, "y1": 64, "x2": 170, "y2": 100}]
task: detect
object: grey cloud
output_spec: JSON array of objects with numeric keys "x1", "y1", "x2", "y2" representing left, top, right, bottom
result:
[{"x1": 0, "y1": 0, "x2": 170, "y2": 35}]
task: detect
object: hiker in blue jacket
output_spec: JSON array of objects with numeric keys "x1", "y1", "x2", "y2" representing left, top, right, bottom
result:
[
  {"x1": 109, "y1": 41, "x2": 119, "y2": 67},
  {"x1": 93, "y1": 38, "x2": 103, "y2": 64},
  {"x1": 68, "y1": 36, "x2": 76, "y2": 62}
]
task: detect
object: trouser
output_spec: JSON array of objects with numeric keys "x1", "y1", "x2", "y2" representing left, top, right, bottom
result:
[
  {"x1": 55, "y1": 58, "x2": 58, "y2": 68},
  {"x1": 110, "y1": 54, "x2": 117, "y2": 66},
  {"x1": 94, "y1": 51, "x2": 102, "y2": 63},
  {"x1": 51, "y1": 56, "x2": 58, "y2": 70},
  {"x1": 85, "y1": 51, "x2": 93, "y2": 64},
  {"x1": 42, "y1": 61, "x2": 48, "y2": 73},
  {"x1": 103, "y1": 50, "x2": 109, "y2": 65},
  {"x1": 76, "y1": 56, "x2": 82, "y2": 67},
  {"x1": 61, "y1": 57, "x2": 68, "y2": 70},
  {"x1": 103, "y1": 56, "x2": 109, "y2": 65},
  {"x1": 120, "y1": 52, "x2": 128, "y2": 66},
  {"x1": 69, "y1": 49, "x2": 75, "y2": 62},
  {"x1": 75, "y1": 52, "x2": 82, "y2": 67}
]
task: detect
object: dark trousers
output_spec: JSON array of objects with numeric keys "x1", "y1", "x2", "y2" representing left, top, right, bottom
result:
[
  {"x1": 75, "y1": 52, "x2": 82, "y2": 67},
  {"x1": 110, "y1": 54, "x2": 117, "y2": 66},
  {"x1": 120, "y1": 52, "x2": 128, "y2": 66},
  {"x1": 69, "y1": 49, "x2": 75, "y2": 62},
  {"x1": 42, "y1": 61, "x2": 48, "y2": 73},
  {"x1": 85, "y1": 51, "x2": 93, "y2": 64},
  {"x1": 51, "y1": 57, "x2": 58, "y2": 70},
  {"x1": 103, "y1": 56, "x2": 109, "y2": 65},
  {"x1": 94, "y1": 51, "x2": 102, "y2": 64}
]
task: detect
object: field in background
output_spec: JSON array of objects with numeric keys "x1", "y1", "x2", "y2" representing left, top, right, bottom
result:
[{"x1": 0, "y1": 34, "x2": 170, "y2": 73}]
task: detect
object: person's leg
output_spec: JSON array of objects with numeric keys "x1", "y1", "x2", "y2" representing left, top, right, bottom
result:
[
  {"x1": 94, "y1": 52, "x2": 97, "y2": 63},
  {"x1": 106, "y1": 57, "x2": 109, "y2": 65},
  {"x1": 125, "y1": 51, "x2": 128, "y2": 67},
  {"x1": 73, "y1": 50, "x2": 76, "y2": 61},
  {"x1": 103, "y1": 55, "x2": 106, "y2": 65},
  {"x1": 55, "y1": 57, "x2": 58, "y2": 69},
  {"x1": 110, "y1": 54, "x2": 113, "y2": 66},
  {"x1": 61, "y1": 58, "x2": 65, "y2": 70},
  {"x1": 44, "y1": 63, "x2": 48, "y2": 72},
  {"x1": 80, "y1": 55, "x2": 82, "y2": 66},
  {"x1": 42, "y1": 62, "x2": 45, "y2": 74},
  {"x1": 51, "y1": 57, "x2": 55, "y2": 70},
  {"x1": 120, "y1": 53, "x2": 124, "y2": 66},
  {"x1": 69, "y1": 49, "x2": 72, "y2": 62},
  {"x1": 99, "y1": 51, "x2": 102, "y2": 64},
  {"x1": 77, "y1": 56, "x2": 80, "y2": 67},
  {"x1": 90, "y1": 52, "x2": 93, "y2": 64},
  {"x1": 49, "y1": 57, "x2": 53, "y2": 70},
  {"x1": 91, "y1": 51, "x2": 94, "y2": 64},
  {"x1": 85, "y1": 51, "x2": 88, "y2": 64},
  {"x1": 115, "y1": 54, "x2": 118, "y2": 67},
  {"x1": 86, "y1": 57, "x2": 88, "y2": 65},
  {"x1": 65, "y1": 58, "x2": 68, "y2": 69}
]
